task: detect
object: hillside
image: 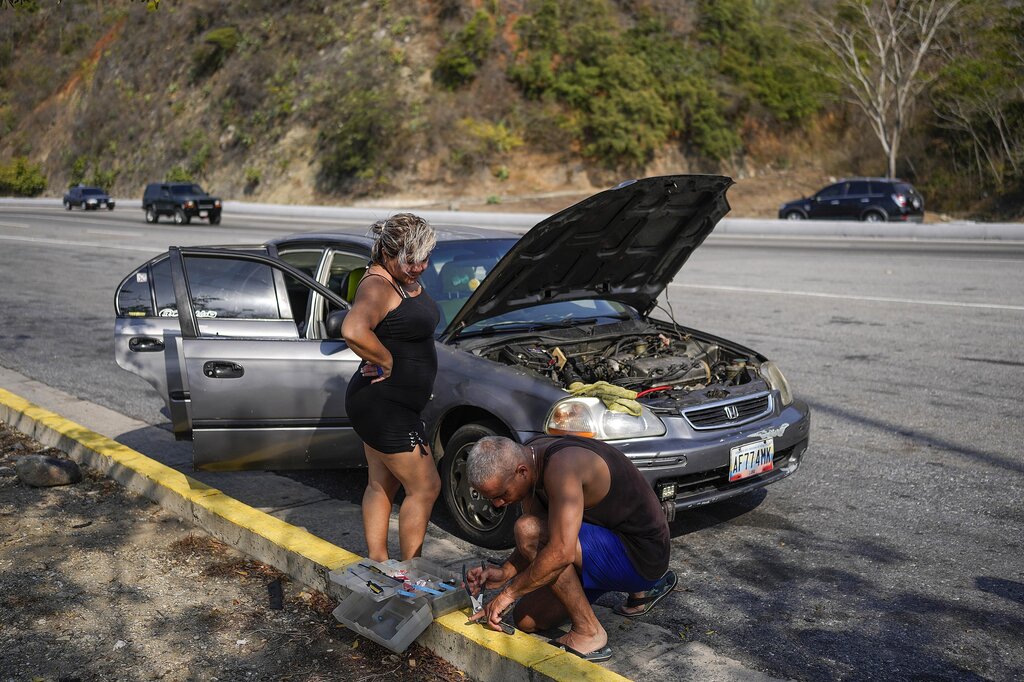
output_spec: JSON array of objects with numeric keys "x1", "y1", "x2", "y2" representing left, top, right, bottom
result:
[{"x1": 1, "y1": 1, "x2": 1020, "y2": 219}]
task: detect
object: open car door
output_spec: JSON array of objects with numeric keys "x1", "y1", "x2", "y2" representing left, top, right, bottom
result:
[{"x1": 167, "y1": 247, "x2": 363, "y2": 471}]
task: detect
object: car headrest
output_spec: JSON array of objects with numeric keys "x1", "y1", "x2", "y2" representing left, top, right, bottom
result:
[{"x1": 325, "y1": 309, "x2": 347, "y2": 339}]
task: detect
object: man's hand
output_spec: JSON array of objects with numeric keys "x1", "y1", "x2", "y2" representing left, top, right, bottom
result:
[
  {"x1": 469, "y1": 588, "x2": 516, "y2": 632},
  {"x1": 466, "y1": 564, "x2": 508, "y2": 595}
]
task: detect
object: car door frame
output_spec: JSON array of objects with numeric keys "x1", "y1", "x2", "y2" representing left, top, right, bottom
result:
[{"x1": 167, "y1": 246, "x2": 363, "y2": 471}]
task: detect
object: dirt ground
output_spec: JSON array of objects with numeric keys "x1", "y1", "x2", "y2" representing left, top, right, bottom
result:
[{"x1": 0, "y1": 421, "x2": 465, "y2": 682}]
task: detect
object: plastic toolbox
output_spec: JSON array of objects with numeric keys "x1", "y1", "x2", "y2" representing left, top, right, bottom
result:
[{"x1": 331, "y1": 590, "x2": 432, "y2": 653}]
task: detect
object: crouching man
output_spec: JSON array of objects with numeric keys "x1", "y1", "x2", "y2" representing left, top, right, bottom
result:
[{"x1": 465, "y1": 435, "x2": 677, "y2": 662}]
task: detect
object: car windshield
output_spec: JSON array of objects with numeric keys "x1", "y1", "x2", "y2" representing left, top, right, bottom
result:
[
  {"x1": 171, "y1": 184, "x2": 205, "y2": 195},
  {"x1": 82, "y1": 188, "x2": 105, "y2": 196},
  {"x1": 423, "y1": 238, "x2": 634, "y2": 335}
]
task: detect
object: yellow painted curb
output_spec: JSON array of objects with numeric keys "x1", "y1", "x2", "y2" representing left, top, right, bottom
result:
[{"x1": 0, "y1": 386, "x2": 631, "y2": 681}]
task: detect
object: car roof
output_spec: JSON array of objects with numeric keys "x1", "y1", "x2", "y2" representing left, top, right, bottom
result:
[{"x1": 268, "y1": 223, "x2": 519, "y2": 248}]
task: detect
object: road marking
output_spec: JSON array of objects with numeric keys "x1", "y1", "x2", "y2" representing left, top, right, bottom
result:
[
  {"x1": 673, "y1": 283, "x2": 1024, "y2": 312},
  {"x1": 0, "y1": 220, "x2": 30, "y2": 229},
  {"x1": 0, "y1": 234, "x2": 163, "y2": 253},
  {"x1": 87, "y1": 228, "x2": 143, "y2": 238}
]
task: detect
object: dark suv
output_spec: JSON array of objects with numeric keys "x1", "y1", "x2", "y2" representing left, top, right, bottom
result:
[
  {"x1": 778, "y1": 178, "x2": 924, "y2": 222},
  {"x1": 63, "y1": 185, "x2": 115, "y2": 211},
  {"x1": 142, "y1": 182, "x2": 222, "y2": 225}
]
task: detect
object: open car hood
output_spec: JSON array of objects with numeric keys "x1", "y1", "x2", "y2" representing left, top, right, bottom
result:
[{"x1": 442, "y1": 174, "x2": 733, "y2": 339}]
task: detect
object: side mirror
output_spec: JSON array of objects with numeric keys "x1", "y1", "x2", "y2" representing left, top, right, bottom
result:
[{"x1": 325, "y1": 309, "x2": 348, "y2": 340}]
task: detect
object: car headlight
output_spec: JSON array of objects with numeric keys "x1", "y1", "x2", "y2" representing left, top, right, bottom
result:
[
  {"x1": 759, "y1": 361, "x2": 794, "y2": 406},
  {"x1": 544, "y1": 397, "x2": 666, "y2": 440},
  {"x1": 214, "y1": 199, "x2": 222, "y2": 208}
]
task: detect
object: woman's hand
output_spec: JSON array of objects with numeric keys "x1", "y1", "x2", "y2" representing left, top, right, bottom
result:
[{"x1": 360, "y1": 362, "x2": 391, "y2": 383}]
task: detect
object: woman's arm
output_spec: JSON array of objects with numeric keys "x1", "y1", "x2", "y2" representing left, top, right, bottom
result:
[{"x1": 340, "y1": 274, "x2": 398, "y2": 381}]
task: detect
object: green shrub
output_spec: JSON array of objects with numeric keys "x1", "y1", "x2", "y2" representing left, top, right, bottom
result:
[
  {"x1": 191, "y1": 26, "x2": 241, "y2": 81},
  {"x1": 166, "y1": 166, "x2": 192, "y2": 182},
  {"x1": 434, "y1": 10, "x2": 497, "y2": 89},
  {"x1": 0, "y1": 157, "x2": 47, "y2": 197}
]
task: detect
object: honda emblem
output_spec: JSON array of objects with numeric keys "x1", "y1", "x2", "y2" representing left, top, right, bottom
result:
[{"x1": 724, "y1": 404, "x2": 739, "y2": 420}]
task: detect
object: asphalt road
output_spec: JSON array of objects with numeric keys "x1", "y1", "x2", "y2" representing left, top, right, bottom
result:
[{"x1": 1, "y1": 205, "x2": 1022, "y2": 680}]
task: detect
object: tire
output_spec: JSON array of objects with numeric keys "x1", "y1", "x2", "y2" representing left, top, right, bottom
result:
[
  {"x1": 107, "y1": 205, "x2": 114, "y2": 211},
  {"x1": 440, "y1": 421, "x2": 518, "y2": 549},
  {"x1": 208, "y1": 213, "x2": 221, "y2": 225},
  {"x1": 173, "y1": 209, "x2": 190, "y2": 225},
  {"x1": 145, "y1": 206, "x2": 158, "y2": 224},
  {"x1": 784, "y1": 210, "x2": 804, "y2": 220},
  {"x1": 862, "y1": 210, "x2": 885, "y2": 223},
  {"x1": 64, "y1": 200, "x2": 72, "y2": 211}
]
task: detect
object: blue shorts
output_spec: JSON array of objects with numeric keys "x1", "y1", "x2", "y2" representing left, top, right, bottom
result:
[{"x1": 579, "y1": 523, "x2": 660, "y2": 603}]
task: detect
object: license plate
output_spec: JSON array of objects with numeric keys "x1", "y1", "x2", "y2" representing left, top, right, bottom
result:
[
  {"x1": 729, "y1": 438, "x2": 774, "y2": 482},
  {"x1": 199, "y1": 210, "x2": 208, "y2": 217}
]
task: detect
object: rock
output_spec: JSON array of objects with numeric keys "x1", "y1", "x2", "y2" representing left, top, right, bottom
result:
[{"x1": 15, "y1": 454, "x2": 82, "y2": 487}]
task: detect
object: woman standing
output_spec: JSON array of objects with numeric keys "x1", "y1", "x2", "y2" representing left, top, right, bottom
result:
[{"x1": 342, "y1": 214, "x2": 441, "y2": 561}]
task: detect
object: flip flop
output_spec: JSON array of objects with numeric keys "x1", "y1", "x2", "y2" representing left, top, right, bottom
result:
[
  {"x1": 550, "y1": 641, "x2": 613, "y2": 663},
  {"x1": 613, "y1": 569, "x2": 677, "y2": 618}
]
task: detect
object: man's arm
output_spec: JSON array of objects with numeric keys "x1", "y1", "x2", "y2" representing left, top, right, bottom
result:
[{"x1": 502, "y1": 454, "x2": 584, "y2": 600}]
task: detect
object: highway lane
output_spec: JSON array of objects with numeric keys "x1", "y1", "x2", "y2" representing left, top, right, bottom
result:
[{"x1": 2, "y1": 205, "x2": 1022, "y2": 679}]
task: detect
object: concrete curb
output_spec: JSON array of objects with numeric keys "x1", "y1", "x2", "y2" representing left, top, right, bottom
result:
[{"x1": 0, "y1": 386, "x2": 628, "y2": 682}]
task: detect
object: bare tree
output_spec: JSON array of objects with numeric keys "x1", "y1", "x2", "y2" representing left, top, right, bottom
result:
[{"x1": 814, "y1": 0, "x2": 961, "y2": 178}]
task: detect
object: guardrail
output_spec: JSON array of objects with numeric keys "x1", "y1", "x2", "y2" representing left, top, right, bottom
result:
[{"x1": 3, "y1": 197, "x2": 1022, "y2": 240}]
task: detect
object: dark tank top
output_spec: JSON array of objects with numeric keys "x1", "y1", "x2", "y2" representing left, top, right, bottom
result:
[
  {"x1": 530, "y1": 434, "x2": 670, "y2": 580},
  {"x1": 363, "y1": 272, "x2": 439, "y2": 405}
]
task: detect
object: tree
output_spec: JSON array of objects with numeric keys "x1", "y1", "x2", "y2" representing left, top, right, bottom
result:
[{"x1": 814, "y1": 0, "x2": 961, "y2": 178}]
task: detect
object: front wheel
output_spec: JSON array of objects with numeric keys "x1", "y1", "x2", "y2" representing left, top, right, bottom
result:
[
  {"x1": 784, "y1": 210, "x2": 804, "y2": 220},
  {"x1": 173, "y1": 208, "x2": 190, "y2": 225},
  {"x1": 440, "y1": 421, "x2": 518, "y2": 549},
  {"x1": 208, "y1": 213, "x2": 221, "y2": 225},
  {"x1": 64, "y1": 200, "x2": 72, "y2": 211},
  {"x1": 145, "y1": 207, "x2": 158, "y2": 223}
]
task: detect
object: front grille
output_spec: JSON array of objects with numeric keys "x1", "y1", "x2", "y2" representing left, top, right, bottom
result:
[{"x1": 682, "y1": 392, "x2": 772, "y2": 430}]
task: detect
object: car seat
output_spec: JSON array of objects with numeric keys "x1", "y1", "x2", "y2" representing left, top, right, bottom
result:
[{"x1": 340, "y1": 266, "x2": 366, "y2": 303}]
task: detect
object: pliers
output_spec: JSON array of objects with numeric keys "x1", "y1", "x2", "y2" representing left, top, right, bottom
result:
[{"x1": 463, "y1": 560, "x2": 515, "y2": 634}]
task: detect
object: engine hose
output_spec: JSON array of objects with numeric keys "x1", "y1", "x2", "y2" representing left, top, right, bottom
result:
[{"x1": 636, "y1": 385, "x2": 673, "y2": 398}]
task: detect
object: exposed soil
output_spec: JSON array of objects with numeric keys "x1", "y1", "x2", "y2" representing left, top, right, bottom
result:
[{"x1": 0, "y1": 421, "x2": 465, "y2": 682}]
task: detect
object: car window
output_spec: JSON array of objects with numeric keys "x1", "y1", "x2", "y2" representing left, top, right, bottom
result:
[
  {"x1": 83, "y1": 188, "x2": 104, "y2": 196},
  {"x1": 182, "y1": 256, "x2": 281, "y2": 319},
  {"x1": 462, "y1": 299, "x2": 633, "y2": 334},
  {"x1": 816, "y1": 183, "x2": 845, "y2": 199},
  {"x1": 116, "y1": 264, "x2": 155, "y2": 317},
  {"x1": 152, "y1": 257, "x2": 177, "y2": 317},
  {"x1": 846, "y1": 181, "x2": 870, "y2": 196},
  {"x1": 325, "y1": 250, "x2": 370, "y2": 299},
  {"x1": 277, "y1": 248, "x2": 325, "y2": 277},
  {"x1": 422, "y1": 238, "x2": 517, "y2": 330}
]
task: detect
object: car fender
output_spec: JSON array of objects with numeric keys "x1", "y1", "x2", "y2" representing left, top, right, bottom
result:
[{"x1": 424, "y1": 341, "x2": 566, "y2": 457}]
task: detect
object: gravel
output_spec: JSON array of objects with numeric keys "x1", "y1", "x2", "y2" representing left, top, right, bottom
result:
[{"x1": 0, "y1": 420, "x2": 465, "y2": 682}]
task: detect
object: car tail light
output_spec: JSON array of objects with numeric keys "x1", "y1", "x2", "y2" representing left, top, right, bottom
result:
[{"x1": 892, "y1": 193, "x2": 907, "y2": 208}]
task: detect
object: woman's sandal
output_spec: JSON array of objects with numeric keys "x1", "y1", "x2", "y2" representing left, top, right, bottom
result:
[{"x1": 612, "y1": 570, "x2": 678, "y2": 618}]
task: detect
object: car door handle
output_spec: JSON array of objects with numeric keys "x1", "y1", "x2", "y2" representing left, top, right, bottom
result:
[
  {"x1": 203, "y1": 361, "x2": 244, "y2": 379},
  {"x1": 129, "y1": 336, "x2": 165, "y2": 352}
]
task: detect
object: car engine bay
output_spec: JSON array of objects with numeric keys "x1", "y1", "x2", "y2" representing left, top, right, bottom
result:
[{"x1": 471, "y1": 320, "x2": 769, "y2": 410}]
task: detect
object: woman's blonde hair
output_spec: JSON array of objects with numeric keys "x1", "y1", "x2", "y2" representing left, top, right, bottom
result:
[{"x1": 368, "y1": 213, "x2": 436, "y2": 265}]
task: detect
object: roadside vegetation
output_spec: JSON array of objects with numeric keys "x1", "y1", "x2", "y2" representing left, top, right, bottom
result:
[{"x1": 0, "y1": 0, "x2": 1020, "y2": 219}]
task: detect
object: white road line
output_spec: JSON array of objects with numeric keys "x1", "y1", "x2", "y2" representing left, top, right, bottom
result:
[
  {"x1": 673, "y1": 283, "x2": 1024, "y2": 312},
  {"x1": 0, "y1": 234, "x2": 162, "y2": 253},
  {"x1": 87, "y1": 228, "x2": 143, "y2": 238},
  {"x1": 0, "y1": 220, "x2": 30, "y2": 229}
]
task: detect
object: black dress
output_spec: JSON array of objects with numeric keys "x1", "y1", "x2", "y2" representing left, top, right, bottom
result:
[{"x1": 345, "y1": 273, "x2": 441, "y2": 454}]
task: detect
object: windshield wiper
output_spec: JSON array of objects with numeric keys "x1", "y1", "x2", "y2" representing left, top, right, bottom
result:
[{"x1": 464, "y1": 315, "x2": 632, "y2": 336}]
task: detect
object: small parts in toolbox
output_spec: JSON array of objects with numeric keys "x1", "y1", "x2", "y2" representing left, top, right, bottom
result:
[{"x1": 329, "y1": 557, "x2": 471, "y2": 653}]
